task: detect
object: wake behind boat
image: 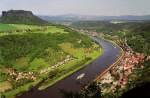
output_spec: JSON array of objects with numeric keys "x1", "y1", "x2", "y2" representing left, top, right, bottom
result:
[{"x1": 76, "y1": 73, "x2": 85, "y2": 80}]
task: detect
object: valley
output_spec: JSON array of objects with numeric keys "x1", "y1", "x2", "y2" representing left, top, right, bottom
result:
[
  {"x1": 0, "y1": 4, "x2": 149, "y2": 98},
  {"x1": 0, "y1": 23, "x2": 103, "y2": 98}
]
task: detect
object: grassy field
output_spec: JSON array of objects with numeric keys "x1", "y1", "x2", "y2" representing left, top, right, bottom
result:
[
  {"x1": 0, "y1": 24, "x2": 40, "y2": 32},
  {"x1": 0, "y1": 24, "x2": 103, "y2": 98}
]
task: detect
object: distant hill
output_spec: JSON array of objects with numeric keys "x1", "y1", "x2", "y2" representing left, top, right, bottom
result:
[
  {"x1": 0, "y1": 10, "x2": 50, "y2": 25},
  {"x1": 39, "y1": 14, "x2": 150, "y2": 22}
]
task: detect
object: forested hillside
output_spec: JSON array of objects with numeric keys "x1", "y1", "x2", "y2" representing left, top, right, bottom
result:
[
  {"x1": 0, "y1": 23, "x2": 102, "y2": 98},
  {"x1": 71, "y1": 21, "x2": 150, "y2": 55},
  {"x1": 0, "y1": 10, "x2": 49, "y2": 25}
]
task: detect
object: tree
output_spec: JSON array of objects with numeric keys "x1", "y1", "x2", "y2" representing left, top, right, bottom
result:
[{"x1": 61, "y1": 82, "x2": 102, "y2": 98}]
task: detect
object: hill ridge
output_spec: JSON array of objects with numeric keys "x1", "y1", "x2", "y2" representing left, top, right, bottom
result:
[{"x1": 0, "y1": 10, "x2": 50, "y2": 25}]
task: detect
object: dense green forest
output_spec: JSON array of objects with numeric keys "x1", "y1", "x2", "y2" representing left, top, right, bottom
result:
[
  {"x1": 0, "y1": 29, "x2": 93, "y2": 68},
  {"x1": 126, "y1": 23, "x2": 150, "y2": 55}
]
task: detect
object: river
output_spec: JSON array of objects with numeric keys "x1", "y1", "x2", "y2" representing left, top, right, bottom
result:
[{"x1": 16, "y1": 37, "x2": 121, "y2": 98}]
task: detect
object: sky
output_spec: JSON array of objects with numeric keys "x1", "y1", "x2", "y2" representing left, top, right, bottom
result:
[{"x1": 0, "y1": 0, "x2": 150, "y2": 16}]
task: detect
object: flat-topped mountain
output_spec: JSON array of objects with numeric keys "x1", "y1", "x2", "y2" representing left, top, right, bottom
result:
[{"x1": 0, "y1": 10, "x2": 49, "y2": 25}]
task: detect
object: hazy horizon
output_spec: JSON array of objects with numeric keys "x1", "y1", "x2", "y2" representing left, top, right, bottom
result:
[{"x1": 0, "y1": 0, "x2": 150, "y2": 16}]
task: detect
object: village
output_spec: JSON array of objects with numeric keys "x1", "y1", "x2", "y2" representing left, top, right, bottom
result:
[
  {"x1": 2, "y1": 55, "x2": 74, "y2": 83},
  {"x1": 76, "y1": 29, "x2": 147, "y2": 96},
  {"x1": 99, "y1": 48, "x2": 145, "y2": 91},
  {"x1": 3, "y1": 68, "x2": 36, "y2": 82},
  {"x1": 40, "y1": 55, "x2": 74, "y2": 74},
  {"x1": 95, "y1": 34, "x2": 146, "y2": 96}
]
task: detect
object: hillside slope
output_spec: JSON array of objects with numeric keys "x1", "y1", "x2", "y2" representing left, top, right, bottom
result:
[
  {"x1": 0, "y1": 24, "x2": 102, "y2": 98},
  {"x1": 0, "y1": 10, "x2": 49, "y2": 25}
]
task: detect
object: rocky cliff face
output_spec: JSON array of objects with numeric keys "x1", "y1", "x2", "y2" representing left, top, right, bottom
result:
[
  {"x1": 0, "y1": 10, "x2": 49, "y2": 25},
  {"x1": 2, "y1": 10, "x2": 33, "y2": 17}
]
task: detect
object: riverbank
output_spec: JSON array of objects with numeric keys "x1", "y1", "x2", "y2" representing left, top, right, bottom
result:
[
  {"x1": 38, "y1": 48, "x2": 104, "y2": 90},
  {"x1": 95, "y1": 37, "x2": 124, "y2": 81},
  {"x1": 96, "y1": 39, "x2": 146, "y2": 97},
  {"x1": 2, "y1": 44, "x2": 104, "y2": 98},
  {"x1": 95, "y1": 48, "x2": 124, "y2": 81},
  {"x1": 9, "y1": 36, "x2": 121, "y2": 98},
  {"x1": 0, "y1": 24, "x2": 104, "y2": 98}
]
